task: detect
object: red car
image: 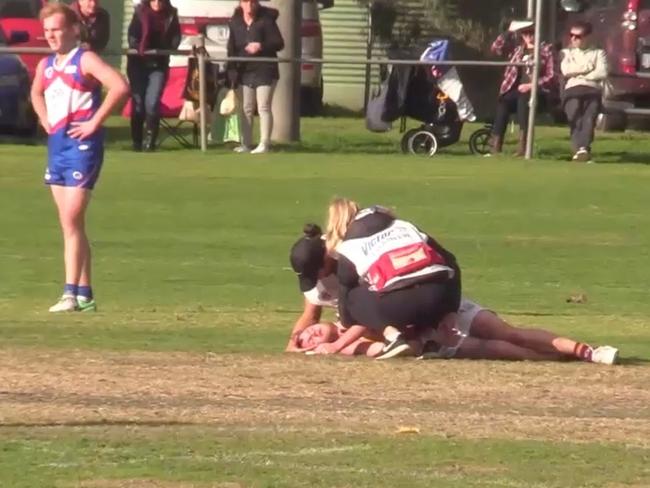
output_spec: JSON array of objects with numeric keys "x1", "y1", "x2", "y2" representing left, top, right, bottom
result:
[
  {"x1": 0, "y1": 0, "x2": 48, "y2": 80},
  {"x1": 559, "y1": 0, "x2": 650, "y2": 129}
]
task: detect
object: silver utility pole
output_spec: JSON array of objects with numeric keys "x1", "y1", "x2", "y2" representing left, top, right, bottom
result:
[
  {"x1": 527, "y1": 0, "x2": 535, "y2": 19},
  {"x1": 363, "y1": 3, "x2": 373, "y2": 113},
  {"x1": 271, "y1": 0, "x2": 301, "y2": 143},
  {"x1": 525, "y1": 0, "x2": 543, "y2": 159},
  {"x1": 197, "y1": 36, "x2": 208, "y2": 153}
]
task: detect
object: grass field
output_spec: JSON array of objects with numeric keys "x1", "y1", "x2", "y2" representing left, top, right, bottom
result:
[{"x1": 1, "y1": 118, "x2": 650, "y2": 488}]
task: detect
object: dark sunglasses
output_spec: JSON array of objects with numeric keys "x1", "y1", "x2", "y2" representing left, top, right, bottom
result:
[{"x1": 570, "y1": 33, "x2": 584, "y2": 39}]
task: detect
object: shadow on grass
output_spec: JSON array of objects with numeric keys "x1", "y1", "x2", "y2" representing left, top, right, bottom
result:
[
  {"x1": 594, "y1": 152, "x2": 650, "y2": 165},
  {"x1": 275, "y1": 140, "x2": 402, "y2": 155},
  {"x1": 618, "y1": 356, "x2": 650, "y2": 365}
]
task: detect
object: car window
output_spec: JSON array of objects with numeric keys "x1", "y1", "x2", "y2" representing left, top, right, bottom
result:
[{"x1": 0, "y1": 0, "x2": 41, "y2": 18}]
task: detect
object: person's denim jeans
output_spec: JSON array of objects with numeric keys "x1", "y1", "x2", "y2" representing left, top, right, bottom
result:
[
  {"x1": 127, "y1": 65, "x2": 168, "y2": 149},
  {"x1": 128, "y1": 65, "x2": 168, "y2": 118}
]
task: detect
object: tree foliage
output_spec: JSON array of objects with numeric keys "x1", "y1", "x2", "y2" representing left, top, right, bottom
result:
[{"x1": 363, "y1": 0, "x2": 525, "y2": 54}]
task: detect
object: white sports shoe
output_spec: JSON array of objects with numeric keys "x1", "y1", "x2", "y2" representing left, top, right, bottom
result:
[
  {"x1": 48, "y1": 295, "x2": 78, "y2": 313},
  {"x1": 591, "y1": 345, "x2": 619, "y2": 365},
  {"x1": 233, "y1": 145, "x2": 251, "y2": 153},
  {"x1": 251, "y1": 143, "x2": 269, "y2": 154}
]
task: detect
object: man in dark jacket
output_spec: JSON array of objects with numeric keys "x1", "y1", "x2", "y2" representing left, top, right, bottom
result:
[
  {"x1": 227, "y1": 0, "x2": 284, "y2": 154},
  {"x1": 70, "y1": 0, "x2": 110, "y2": 52},
  {"x1": 126, "y1": 0, "x2": 181, "y2": 151}
]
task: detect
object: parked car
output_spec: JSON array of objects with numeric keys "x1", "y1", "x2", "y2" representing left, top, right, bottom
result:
[
  {"x1": 168, "y1": 0, "x2": 333, "y2": 115},
  {"x1": 0, "y1": 29, "x2": 37, "y2": 136},
  {"x1": 0, "y1": 0, "x2": 48, "y2": 81},
  {"x1": 558, "y1": 0, "x2": 650, "y2": 130}
]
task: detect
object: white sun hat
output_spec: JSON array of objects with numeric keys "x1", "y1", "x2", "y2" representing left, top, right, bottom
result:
[{"x1": 508, "y1": 20, "x2": 535, "y2": 32}]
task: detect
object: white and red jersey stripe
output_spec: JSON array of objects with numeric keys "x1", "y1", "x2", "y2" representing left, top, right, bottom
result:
[{"x1": 43, "y1": 47, "x2": 101, "y2": 136}]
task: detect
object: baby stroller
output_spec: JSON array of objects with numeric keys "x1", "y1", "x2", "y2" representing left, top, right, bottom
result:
[{"x1": 366, "y1": 40, "x2": 492, "y2": 156}]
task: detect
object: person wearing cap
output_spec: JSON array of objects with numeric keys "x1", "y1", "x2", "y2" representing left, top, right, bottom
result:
[
  {"x1": 287, "y1": 223, "x2": 371, "y2": 353},
  {"x1": 561, "y1": 20, "x2": 608, "y2": 163},
  {"x1": 487, "y1": 20, "x2": 557, "y2": 157},
  {"x1": 285, "y1": 224, "x2": 338, "y2": 352}
]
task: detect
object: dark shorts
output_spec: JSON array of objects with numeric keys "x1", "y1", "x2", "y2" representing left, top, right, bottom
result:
[{"x1": 344, "y1": 274, "x2": 461, "y2": 333}]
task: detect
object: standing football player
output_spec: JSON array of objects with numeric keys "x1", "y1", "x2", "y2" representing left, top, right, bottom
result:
[{"x1": 31, "y1": 3, "x2": 129, "y2": 312}]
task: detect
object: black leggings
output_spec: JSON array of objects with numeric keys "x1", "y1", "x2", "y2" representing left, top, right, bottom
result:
[
  {"x1": 492, "y1": 89, "x2": 545, "y2": 138},
  {"x1": 343, "y1": 274, "x2": 461, "y2": 334}
]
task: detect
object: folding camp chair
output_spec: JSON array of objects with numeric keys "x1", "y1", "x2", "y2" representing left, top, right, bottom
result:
[{"x1": 122, "y1": 66, "x2": 199, "y2": 149}]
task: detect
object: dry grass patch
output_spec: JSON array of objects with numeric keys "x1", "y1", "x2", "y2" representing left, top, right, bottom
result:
[{"x1": 1, "y1": 349, "x2": 649, "y2": 446}]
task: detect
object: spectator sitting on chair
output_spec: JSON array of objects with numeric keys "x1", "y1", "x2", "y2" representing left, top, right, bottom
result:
[
  {"x1": 227, "y1": 0, "x2": 284, "y2": 154},
  {"x1": 70, "y1": 0, "x2": 110, "y2": 52},
  {"x1": 488, "y1": 20, "x2": 556, "y2": 157},
  {"x1": 561, "y1": 21, "x2": 608, "y2": 163},
  {"x1": 127, "y1": 0, "x2": 180, "y2": 152}
]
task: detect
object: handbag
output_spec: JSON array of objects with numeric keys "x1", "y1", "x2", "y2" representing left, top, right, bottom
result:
[
  {"x1": 179, "y1": 100, "x2": 198, "y2": 122},
  {"x1": 220, "y1": 89, "x2": 239, "y2": 116}
]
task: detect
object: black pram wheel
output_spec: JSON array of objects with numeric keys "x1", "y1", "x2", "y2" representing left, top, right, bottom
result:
[
  {"x1": 469, "y1": 127, "x2": 492, "y2": 155},
  {"x1": 407, "y1": 129, "x2": 438, "y2": 157},
  {"x1": 400, "y1": 128, "x2": 419, "y2": 154}
]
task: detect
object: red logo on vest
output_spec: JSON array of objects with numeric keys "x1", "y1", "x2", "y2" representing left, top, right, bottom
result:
[{"x1": 366, "y1": 242, "x2": 445, "y2": 291}]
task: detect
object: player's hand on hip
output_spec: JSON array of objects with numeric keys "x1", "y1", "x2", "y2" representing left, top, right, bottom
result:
[{"x1": 68, "y1": 119, "x2": 99, "y2": 140}]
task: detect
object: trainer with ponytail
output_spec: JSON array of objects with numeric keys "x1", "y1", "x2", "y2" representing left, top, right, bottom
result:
[{"x1": 287, "y1": 223, "x2": 345, "y2": 352}]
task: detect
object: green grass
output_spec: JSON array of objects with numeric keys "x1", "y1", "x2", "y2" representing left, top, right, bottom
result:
[
  {"x1": 1, "y1": 117, "x2": 650, "y2": 486},
  {"x1": 1, "y1": 427, "x2": 649, "y2": 488}
]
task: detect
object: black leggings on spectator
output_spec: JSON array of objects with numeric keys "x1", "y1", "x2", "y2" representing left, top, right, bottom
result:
[
  {"x1": 342, "y1": 274, "x2": 461, "y2": 336},
  {"x1": 492, "y1": 89, "x2": 545, "y2": 138}
]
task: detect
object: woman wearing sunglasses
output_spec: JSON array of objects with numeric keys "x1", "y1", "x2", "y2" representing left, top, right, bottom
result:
[{"x1": 561, "y1": 21, "x2": 608, "y2": 163}]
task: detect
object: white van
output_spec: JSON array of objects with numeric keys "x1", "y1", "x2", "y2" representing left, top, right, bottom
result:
[{"x1": 166, "y1": 0, "x2": 332, "y2": 114}]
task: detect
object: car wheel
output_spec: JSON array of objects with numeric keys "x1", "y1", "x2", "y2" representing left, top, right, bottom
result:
[{"x1": 300, "y1": 82, "x2": 323, "y2": 116}]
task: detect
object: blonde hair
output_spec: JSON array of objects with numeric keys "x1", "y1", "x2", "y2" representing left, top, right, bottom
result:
[
  {"x1": 325, "y1": 197, "x2": 360, "y2": 254},
  {"x1": 40, "y1": 3, "x2": 79, "y2": 27}
]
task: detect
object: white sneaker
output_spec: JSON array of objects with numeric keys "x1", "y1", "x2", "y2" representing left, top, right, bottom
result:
[
  {"x1": 49, "y1": 295, "x2": 78, "y2": 313},
  {"x1": 251, "y1": 143, "x2": 269, "y2": 154},
  {"x1": 591, "y1": 345, "x2": 619, "y2": 365},
  {"x1": 233, "y1": 145, "x2": 251, "y2": 153}
]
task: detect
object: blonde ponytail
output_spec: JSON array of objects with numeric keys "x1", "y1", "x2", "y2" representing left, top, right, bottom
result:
[{"x1": 325, "y1": 197, "x2": 360, "y2": 254}]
